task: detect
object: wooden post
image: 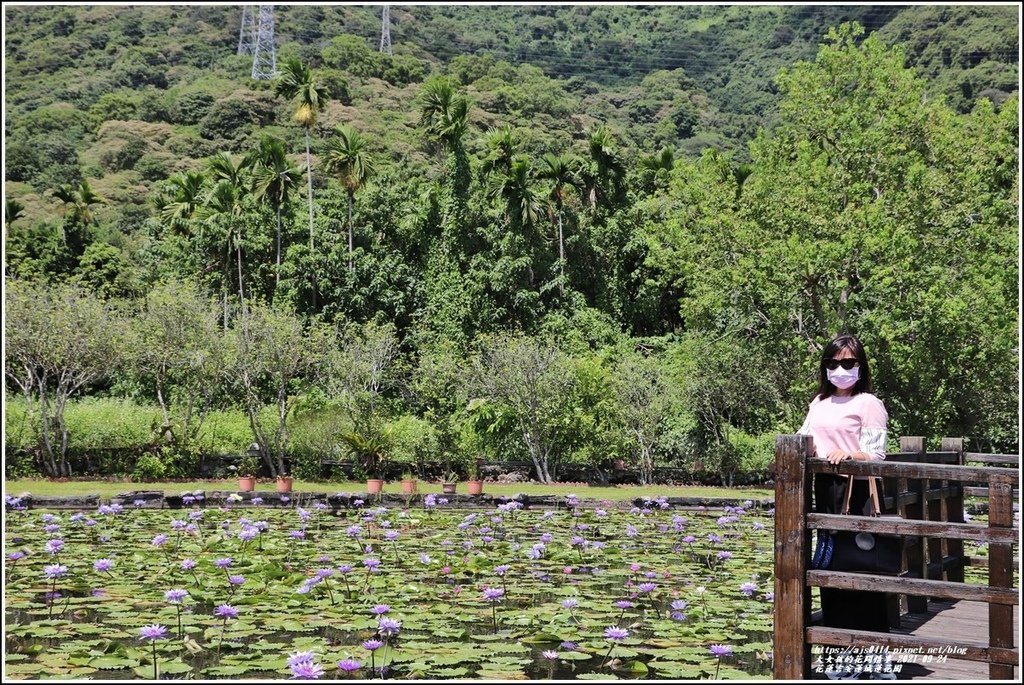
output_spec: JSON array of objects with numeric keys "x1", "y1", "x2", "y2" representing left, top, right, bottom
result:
[
  {"x1": 941, "y1": 437, "x2": 966, "y2": 584},
  {"x1": 900, "y1": 436, "x2": 928, "y2": 613},
  {"x1": 773, "y1": 434, "x2": 812, "y2": 680},
  {"x1": 987, "y1": 473, "x2": 1014, "y2": 680}
]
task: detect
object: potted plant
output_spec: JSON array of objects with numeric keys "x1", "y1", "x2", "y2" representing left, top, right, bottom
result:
[
  {"x1": 340, "y1": 430, "x2": 390, "y2": 495},
  {"x1": 238, "y1": 453, "x2": 260, "y2": 492},
  {"x1": 441, "y1": 470, "x2": 459, "y2": 495},
  {"x1": 401, "y1": 470, "x2": 418, "y2": 495},
  {"x1": 276, "y1": 473, "x2": 293, "y2": 493},
  {"x1": 466, "y1": 460, "x2": 483, "y2": 496}
]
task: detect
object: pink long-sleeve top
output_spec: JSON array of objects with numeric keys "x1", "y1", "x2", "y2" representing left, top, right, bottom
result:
[{"x1": 797, "y1": 392, "x2": 888, "y2": 477}]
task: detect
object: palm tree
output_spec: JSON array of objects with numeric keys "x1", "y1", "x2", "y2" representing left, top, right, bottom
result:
[
  {"x1": 537, "y1": 153, "x2": 581, "y2": 296},
  {"x1": 322, "y1": 124, "x2": 375, "y2": 272},
  {"x1": 584, "y1": 126, "x2": 626, "y2": 211},
  {"x1": 274, "y1": 56, "x2": 327, "y2": 257},
  {"x1": 247, "y1": 137, "x2": 301, "y2": 291},
  {"x1": 204, "y1": 152, "x2": 250, "y2": 305},
  {"x1": 5, "y1": 198, "x2": 26, "y2": 230},
  {"x1": 52, "y1": 179, "x2": 106, "y2": 228},
  {"x1": 419, "y1": 77, "x2": 471, "y2": 155},
  {"x1": 489, "y1": 156, "x2": 541, "y2": 231},
  {"x1": 159, "y1": 171, "x2": 206, "y2": 235},
  {"x1": 479, "y1": 124, "x2": 516, "y2": 181},
  {"x1": 419, "y1": 77, "x2": 472, "y2": 250}
]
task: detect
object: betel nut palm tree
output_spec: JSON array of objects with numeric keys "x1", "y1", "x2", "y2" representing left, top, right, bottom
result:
[{"x1": 322, "y1": 124, "x2": 375, "y2": 272}]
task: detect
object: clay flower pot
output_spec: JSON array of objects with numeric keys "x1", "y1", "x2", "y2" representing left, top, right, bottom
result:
[
  {"x1": 276, "y1": 476, "x2": 293, "y2": 493},
  {"x1": 366, "y1": 478, "x2": 384, "y2": 494},
  {"x1": 238, "y1": 476, "x2": 256, "y2": 492},
  {"x1": 467, "y1": 480, "x2": 484, "y2": 496}
]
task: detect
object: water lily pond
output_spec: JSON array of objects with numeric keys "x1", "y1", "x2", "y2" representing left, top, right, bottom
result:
[{"x1": 4, "y1": 495, "x2": 775, "y2": 680}]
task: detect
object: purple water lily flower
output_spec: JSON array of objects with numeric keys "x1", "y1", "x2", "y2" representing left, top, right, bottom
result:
[
  {"x1": 717, "y1": 551, "x2": 733, "y2": 561},
  {"x1": 377, "y1": 617, "x2": 401, "y2": 637},
  {"x1": 562, "y1": 598, "x2": 579, "y2": 609},
  {"x1": 740, "y1": 582, "x2": 758, "y2": 596},
  {"x1": 559, "y1": 641, "x2": 578, "y2": 651},
  {"x1": 337, "y1": 659, "x2": 361, "y2": 673},
  {"x1": 370, "y1": 604, "x2": 390, "y2": 615},
  {"x1": 214, "y1": 604, "x2": 239, "y2": 619},
  {"x1": 180, "y1": 558, "x2": 197, "y2": 571},
  {"x1": 228, "y1": 575, "x2": 245, "y2": 586},
  {"x1": 151, "y1": 534, "x2": 168, "y2": 547},
  {"x1": 542, "y1": 650, "x2": 559, "y2": 660},
  {"x1": 139, "y1": 624, "x2": 168, "y2": 640},
  {"x1": 604, "y1": 626, "x2": 629, "y2": 641},
  {"x1": 93, "y1": 558, "x2": 115, "y2": 573},
  {"x1": 214, "y1": 557, "x2": 233, "y2": 568},
  {"x1": 710, "y1": 644, "x2": 733, "y2": 657},
  {"x1": 287, "y1": 652, "x2": 317, "y2": 668},
  {"x1": 43, "y1": 564, "x2": 68, "y2": 579},
  {"x1": 164, "y1": 589, "x2": 189, "y2": 603},
  {"x1": 362, "y1": 639, "x2": 384, "y2": 651},
  {"x1": 289, "y1": 659, "x2": 324, "y2": 680},
  {"x1": 44, "y1": 539, "x2": 64, "y2": 555},
  {"x1": 482, "y1": 587, "x2": 505, "y2": 601}
]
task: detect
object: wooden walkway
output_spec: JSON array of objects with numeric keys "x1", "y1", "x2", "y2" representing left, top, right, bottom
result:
[{"x1": 891, "y1": 599, "x2": 1020, "y2": 680}]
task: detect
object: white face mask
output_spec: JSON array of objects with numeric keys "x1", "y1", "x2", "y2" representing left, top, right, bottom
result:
[{"x1": 827, "y1": 366, "x2": 859, "y2": 390}]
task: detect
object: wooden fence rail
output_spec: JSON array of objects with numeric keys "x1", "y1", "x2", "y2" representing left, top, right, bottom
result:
[{"x1": 774, "y1": 434, "x2": 1019, "y2": 680}]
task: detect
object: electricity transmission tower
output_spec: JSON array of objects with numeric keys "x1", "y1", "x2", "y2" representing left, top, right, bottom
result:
[
  {"x1": 237, "y1": 5, "x2": 256, "y2": 55},
  {"x1": 379, "y1": 5, "x2": 392, "y2": 55},
  {"x1": 251, "y1": 5, "x2": 277, "y2": 80}
]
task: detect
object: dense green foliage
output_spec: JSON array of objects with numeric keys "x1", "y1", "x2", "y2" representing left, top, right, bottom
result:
[{"x1": 3, "y1": 6, "x2": 1019, "y2": 481}]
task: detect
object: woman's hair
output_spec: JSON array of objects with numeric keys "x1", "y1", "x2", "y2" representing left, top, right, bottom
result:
[{"x1": 814, "y1": 334, "x2": 873, "y2": 400}]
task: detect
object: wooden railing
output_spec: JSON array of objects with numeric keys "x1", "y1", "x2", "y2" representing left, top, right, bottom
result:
[{"x1": 773, "y1": 434, "x2": 1019, "y2": 680}]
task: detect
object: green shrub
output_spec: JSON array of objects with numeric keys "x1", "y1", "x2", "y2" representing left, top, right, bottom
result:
[
  {"x1": 132, "y1": 452, "x2": 166, "y2": 482},
  {"x1": 135, "y1": 153, "x2": 170, "y2": 181},
  {"x1": 99, "y1": 135, "x2": 149, "y2": 172},
  {"x1": 386, "y1": 414, "x2": 439, "y2": 469},
  {"x1": 63, "y1": 397, "x2": 160, "y2": 450}
]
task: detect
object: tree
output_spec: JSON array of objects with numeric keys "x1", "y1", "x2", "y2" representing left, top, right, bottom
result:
[
  {"x1": 325, "y1": 321, "x2": 401, "y2": 435},
  {"x1": 126, "y1": 280, "x2": 224, "y2": 448},
  {"x1": 158, "y1": 170, "x2": 206, "y2": 235},
  {"x1": 247, "y1": 136, "x2": 301, "y2": 291},
  {"x1": 5, "y1": 198, "x2": 26, "y2": 230},
  {"x1": 202, "y1": 151, "x2": 252, "y2": 323},
  {"x1": 52, "y1": 178, "x2": 105, "y2": 228},
  {"x1": 52, "y1": 179, "x2": 106, "y2": 258},
  {"x1": 583, "y1": 126, "x2": 627, "y2": 212},
  {"x1": 611, "y1": 351, "x2": 673, "y2": 485},
  {"x1": 537, "y1": 153, "x2": 582, "y2": 296},
  {"x1": 471, "y1": 334, "x2": 577, "y2": 483},
  {"x1": 4, "y1": 281, "x2": 122, "y2": 477},
  {"x1": 228, "y1": 302, "x2": 330, "y2": 477},
  {"x1": 274, "y1": 56, "x2": 328, "y2": 258},
  {"x1": 322, "y1": 124, "x2": 375, "y2": 271}
]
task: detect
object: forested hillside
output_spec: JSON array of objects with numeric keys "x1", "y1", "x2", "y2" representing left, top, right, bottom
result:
[{"x1": 3, "y1": 5, "x2": 1019, "y2": 482}]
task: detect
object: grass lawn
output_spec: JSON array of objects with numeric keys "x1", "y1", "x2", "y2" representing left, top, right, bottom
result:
[{"x1": 4, "y1": 478, "x2": 774, "y2": 501}]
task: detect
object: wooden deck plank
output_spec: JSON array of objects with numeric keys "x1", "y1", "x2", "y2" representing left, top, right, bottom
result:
[{"x1": 891, "y1": 599, "x2": 1020, "y2": 680}]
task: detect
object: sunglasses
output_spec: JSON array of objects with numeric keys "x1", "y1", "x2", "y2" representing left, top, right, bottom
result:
[{"x1": 824, "y1": 358, "x2": 859, "y2": 371}]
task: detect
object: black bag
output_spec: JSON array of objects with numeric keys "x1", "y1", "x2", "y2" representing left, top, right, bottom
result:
[{"x1": 811, "y1": 476, "x2": 903, "y2": 575}]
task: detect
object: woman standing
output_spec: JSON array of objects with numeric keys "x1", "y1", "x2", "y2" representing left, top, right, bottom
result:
[{"x1": 797, "y1": 334, "x2": 896, "y2": 679}]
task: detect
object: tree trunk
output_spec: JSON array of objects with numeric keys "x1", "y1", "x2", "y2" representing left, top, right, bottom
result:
[
  {"x1": 347, "y1": 190, "x2": 354, "y2": 272},
  {"x1": 275, "y1": 207, "x2": 283, "y2": 291},
  {"x1": 305, "y1": 130, "x2": 314, "y2": 252},
  {"x1": 306, "y1": 130, "x2": 318, "y2": 313},
  {"x1": 235, "y1": 228, "x2": 245, "y2": 311},
  {"x1": 557, "y1": 208, "x2": 565, "y2": 297}
]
